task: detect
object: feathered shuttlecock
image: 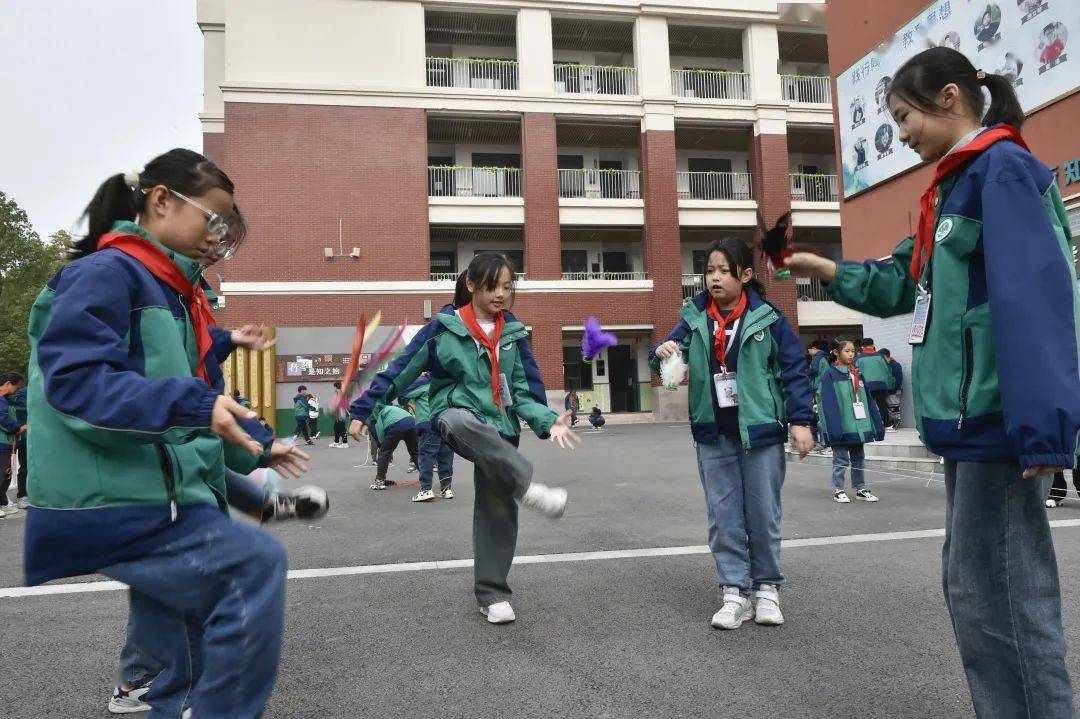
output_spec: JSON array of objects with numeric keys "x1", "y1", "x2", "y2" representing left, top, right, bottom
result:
[
  {"x1": 759, "y1": 210, "x2": 821, "y2": 280},
  {"x1": 581, "y1": 316, "x2": 617, "y2": 362}
]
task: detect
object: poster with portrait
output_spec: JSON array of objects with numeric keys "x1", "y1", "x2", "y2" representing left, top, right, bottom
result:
[{"x1": 836, "y1": 0, "x2": 1080, "y2": 198}]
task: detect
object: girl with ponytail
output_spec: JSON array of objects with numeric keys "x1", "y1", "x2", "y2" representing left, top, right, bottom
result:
[
  {"x1": 786, "y1": 46, "x2": 1080, "y2": 716},
  {"x1": 25, "y1": 148, "x2": 302, "y2": 717}
]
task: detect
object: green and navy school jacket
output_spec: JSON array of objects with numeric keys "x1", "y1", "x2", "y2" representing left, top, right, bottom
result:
[
  {"x1": 809, "y1": 352, "x2": 830, "y2": 393},
  {"x1": 401, "y1": 376, "x2": 434, "y2": 431},
  {"x1": 854, "y1": 349, "x2": 895, "y2": 393},
  {"x1": 826, "y1": 138, "x2": 1080, "y2": 468},
  {"x1": 0, "y1": 392, "x2": 21, "y2": 453},
  {"x1": 23, "y1": 221, "x2": 272, "y2": 586},
  {"x1": 293, "y1": 394, "x2": 309, "y2": 418},
  {"x1": 370, "y1": 403, "x2": 417, "y2": 445},
  {"x1": 350, "y1": 306, "x2": 555, "y2": 442},
  {"x1": 817, "y1": 364, "x2": 885, "y2": 447},
  {"x1": 648, "y1": 288, "x2": 814, "y2": 448}
]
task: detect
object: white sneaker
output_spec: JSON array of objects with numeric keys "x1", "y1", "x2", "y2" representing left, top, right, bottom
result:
[
  {"x1": 411, "y1": 489, "x2": 435, "y2": 502},
  {"x1": 753, "y1": 584, "x2": 785, "y2": 626},
  {"x1": 108, "y1": 683, "x2": 151, "y2": 713},
  {"x1": 328, "y1": 442, "x2": 339, "y2": 448},
  {"x1": 0, "y1": 507, "x2": 6, "y2": 518},
  {"x1": 406, "y1": 462, "x2": 418, "y2": 474},
  {"x1": 440, "y1": 487, "x2": 454, "y2": 499},
  {"x1": 711, "y1": 588, "x2": 754, "y2": 630},
  {"x1": 521, "y1": 483, "x2": 568, "y2": 518},
  {"x1": 17, "y1": 497, "x2": 29, "y2": 509},
  {"x1": 833, "y1": 490, "x2": 851, "y2": 504},
  {"x1": 2, "y1": 503, "x2": 19, "y2": 516},
  {"x1": 855, "y1": 488, "x2": 879, "y2": 502},
  {"x1": 480, "y1": 601, "x2": 516, "y2": 624},
  {"x1": 1047, "y1": 498, "x2": 1063, "y2": 508}
]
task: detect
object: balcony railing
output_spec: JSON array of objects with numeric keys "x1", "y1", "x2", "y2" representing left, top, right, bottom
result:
[
  {"x1": 428, "y1": 166, "x2": 523, "y2": 198},
  {"x1": 676, "y1": 172, "x2": 753, "y2": 201},
  {"x1": 781, "y1": 74, "x2": 831, "y2": 104},
  {"x1": 789, "y1": 173, "x2": 838, "y2": 202},
  {"x1": 796, "y1": 276, "x2": 830, "y2": 302},
  {"x1": 671, "y1": 69, "x2": 751, "y2": 101},
  {"x1": 558, "y1": 169, "x2": 641, "y2": 199},
  {"x1": 561, "y1": 271, "x2": 649, "y2": 281},
  {"x1": 682, "y1": 273, "x2": 703, "y2": 301},
  {"x1": 554, "y1": 64, "x2": 638, "y2": 95},
  {"x1": 426, "y1": 57, "x2": 519, "y2": 90},
  {"x1": 431, "y1": 272, "x2": 527, "y2": 282}
]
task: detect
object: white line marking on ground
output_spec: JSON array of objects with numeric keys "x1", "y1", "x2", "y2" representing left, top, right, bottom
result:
[{"x1": 5, "y1": 520, "x2": 1080, "y2": 600}]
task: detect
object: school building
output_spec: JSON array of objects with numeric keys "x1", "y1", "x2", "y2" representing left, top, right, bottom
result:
[
  {"x1": 825, "y1": 0, "x2": 1080, "y2": 427},
  {"x1": 197, "y1": 0, "x2": 858, "y2": 427}
]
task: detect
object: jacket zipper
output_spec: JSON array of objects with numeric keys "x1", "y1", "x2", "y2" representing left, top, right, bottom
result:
[
  {"x1": 156, "y1": 445, "x2": 179, "y2": 521},
  {"x1": 958, "y1": 327, "x2": 974, "y2": 430}
]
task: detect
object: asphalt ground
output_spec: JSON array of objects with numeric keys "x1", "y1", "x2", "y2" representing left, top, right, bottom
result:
[{"x1": 3, "y1": 423, "x2": 1080, "y2": 718}]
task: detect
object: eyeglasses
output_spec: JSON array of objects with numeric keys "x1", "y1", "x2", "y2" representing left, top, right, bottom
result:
[{"x1": 143, "y1": 187, "x2": 239, "y2": 258}]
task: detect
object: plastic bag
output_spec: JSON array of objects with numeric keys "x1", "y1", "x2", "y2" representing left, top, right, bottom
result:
[{"x1": 660, "y1": 352, "x2": 686, "y2": 391}]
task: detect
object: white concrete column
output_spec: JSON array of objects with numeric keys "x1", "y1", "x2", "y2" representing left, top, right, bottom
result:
[
  {"x1": 517, "y1": 8, "x2": 554, "y2": 93},
  {"x1": 633, "y1": 15, "x2": 672, "y2": 98},
  {"x1": 743, "y1": 22, "x2": 782, "y2": 104}
]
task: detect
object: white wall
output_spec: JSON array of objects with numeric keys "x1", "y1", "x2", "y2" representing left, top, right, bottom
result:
[
  {"x1": 778, "y1": 60, "x2": 829, "y2": 77},
  {"x1": 670, "y1": 54, "x2": 744, "y2": 73},
  {"x1": 426, "y1": 43, "x2": 516, "y2": 60},
  {"x1": 675, "y1": 149, "x2": 750, "y2": 174},
  {"x1": 556, "y1": 146, "x2": 639, "y2": 172},
  {"x1": 788, "y1": 152, "x2": 836, "y2": 174},
  {"x1": 860, "y1": 313, "x2": 916, "y2": 429},
  {"x1": 226, "y1": 0, "x2": 426, "y2": 88},
  {"x1": 560, "y1": 241, "x2": 644, "y2": 273},
  {"x1": 427, "y1": 241, "x2": 525, "y2": 274},
  {"x1": 551, "y1": 49, "x2": 634, "y2": 68}
]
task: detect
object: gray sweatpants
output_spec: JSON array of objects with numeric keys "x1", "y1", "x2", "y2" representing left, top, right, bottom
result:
[{"x1": 437, "y1": 408, "x2": 533, "y2": 606}]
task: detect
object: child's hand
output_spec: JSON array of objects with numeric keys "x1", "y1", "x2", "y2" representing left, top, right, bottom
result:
[
  {"x1": 1023, "y1": 465, "x2": 1067, "y2": 480},
  {"x1": 211, "y1": 395, "x2": 262, "y2": 456},
  {"x1": 789, "y1": 425, "x2": 814, "y2": 458},
  {"x1": 268, "y1": 443, "x2": 310, "y2": 479},
  {"x1": 548, "y1": 411, "x2": 581, "y2": 450},
  {"x1": 231, "y1": 324, "x2": 277, "y2": 351},
  {"x1": 654, "y1": 341, "x2": 679, "y2": 360},
  {"x1": 784, "y1": 253, "x2": 837, "y2": 283},
  {"x1": 349, "y1": 419, "x2": 365, "y2": 440}
]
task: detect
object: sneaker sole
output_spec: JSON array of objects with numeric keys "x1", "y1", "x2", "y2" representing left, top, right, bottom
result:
[
  {"x1": 754, "y1": 615, "x2": 785, "y2": 626},
  {"x1": 412, "y1": 496, "x2": 435, "y2": 502},
  {"x1": 108, "y1": 701, "x2": 152, "y2": 714},
  {"x1": 855, "y1": 496, "x2": 879, "y2": 502},
  {"x1": 479, "y1": 608, "x2": 516, "y2": 624},
  {"x1": 833, "y1": 498, "x2": 851, "y2": 504},
  {"x1": 711, "y1": 609, "x2": 754, "y2": 630}
]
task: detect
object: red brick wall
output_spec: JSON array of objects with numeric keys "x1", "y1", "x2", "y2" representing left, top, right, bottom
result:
[
  {"x1": 521, "y1": 113, "x2": 561, "y2": 280},
  {"x1": 640, "y1": 130, "x2": 683, "y2": 351},
  {"x1": 219, "y1": 103, "x2": 430, "y2": 283},
  {"x1": 749, "y1": 132, "x2": 799, "y2": 332},
  {"x1": 202, "y1": 132, "x2": 225, "y2": 165}
]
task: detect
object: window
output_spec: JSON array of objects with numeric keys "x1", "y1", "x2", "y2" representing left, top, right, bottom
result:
[
  {"x1": 692, "y1": 250, "x2": 708, "y2": 275},
  {"x1": 563, "y1": 346, "x2": 594, "y2": 390},
  {"x1": 562, "y1": 250, "x2": 588, "y2": 274},
  {"x1": 430, "y1": 251, "x2": 457, "y2": 276}
]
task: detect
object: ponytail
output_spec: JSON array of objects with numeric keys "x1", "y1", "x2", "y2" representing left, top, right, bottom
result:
[
  {"x1": 887, "y1": 46, "x2": 1025, "y2": 131},
  {"x1": 979, "y1": 71, "x2": 1024, "y2": 128},
  {"x1": 71, "y1": 148, "x2": 242, "y2": 261}
]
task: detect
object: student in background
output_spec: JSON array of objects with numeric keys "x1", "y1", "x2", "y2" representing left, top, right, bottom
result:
[
  {"x1": 855, "y1": 338, "x2": 895, "y2": 429},
  {"x1": 588, "y1": 406, "x2": 606, "y2": 430}
]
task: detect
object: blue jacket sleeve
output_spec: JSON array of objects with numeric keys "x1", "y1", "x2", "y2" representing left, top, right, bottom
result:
[
  {"x1": 0, "y1": 397, "x2": 19, "y2": 434},
  {"x1": 37, "y1": 258, "x2": 218, "y2": 445},
  {"x1": 770, "y1": 312, "x2": 814, "y2": 425},
  {"x1": 890, "y1": 361, "x2": 904, "y2": 391},
  {"x1": 209, "y1": 326, "x2": 235, "y2": 364},
  {"x1": 982, "y1": 157, "x2": 1080, "y2": 469},
  {"x1": 516, "y1": 336, "x2": 548, "y2": 406},
  {"x1": 349, "y1": 320, "x2": 439, "y2": 425}
]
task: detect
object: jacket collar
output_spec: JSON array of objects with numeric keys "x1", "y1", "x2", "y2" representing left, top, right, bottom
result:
[{"x1": 436, "y1": 308, "x2": 526, "y2": 342}]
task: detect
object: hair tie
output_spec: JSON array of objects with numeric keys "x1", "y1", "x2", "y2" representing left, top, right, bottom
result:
[
  {"x1": 975, "y1": 69, "x2": 987, "y2": 82},
  {"x1": 122, "y1": 168, "x2": 143, "y2": 189}
]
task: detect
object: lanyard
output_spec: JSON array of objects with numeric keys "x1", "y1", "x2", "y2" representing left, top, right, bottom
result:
[
  {"x1": 707, "y1": 292, "x2": 747, "y2": 372},
  {"x1": 836, "y1": 361, "x2": 860, "y2": 397}
]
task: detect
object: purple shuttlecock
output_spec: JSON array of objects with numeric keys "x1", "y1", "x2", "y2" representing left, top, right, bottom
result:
[{"x1": 582, "y1": 316, "x2": 617, "y2": 361}]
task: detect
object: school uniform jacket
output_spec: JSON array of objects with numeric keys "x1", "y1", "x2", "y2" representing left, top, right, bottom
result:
[{"x1": 817, "y1": 364, "x2": 885, "y2": 446}]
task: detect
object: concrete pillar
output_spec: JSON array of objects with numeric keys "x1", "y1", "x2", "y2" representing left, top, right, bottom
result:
[
  {"x1": 743, "y1": 23, "x2": 782, "y2": 103},
  {"x1": 517, "y1": 8, "x2": 554, "y2": 93},
  {"x1": 521, "y1": 113, "x2": 562, "y2": 280},
  {"x1": 634, "y1": 15, "x2": 672, "y2": 98}
]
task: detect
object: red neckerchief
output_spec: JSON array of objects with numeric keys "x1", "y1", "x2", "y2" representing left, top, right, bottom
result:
[
  {"x1": 97, "y1": 233, "x2": 215, "y2": 385},
  {"x1": 911, "y1": 125, "x2": 1029, "y2": 284},
  {"x1": 705, "y1": 292, "x2": 748, "y2": 370},
  {"x1": 459, "y1": 303, "x2": 505, "y2": 407},
  {"x1": 862, "y1": 346, "x2": 877, "y2": 354},
  {"x1": 835, "y1": 361, "x2": 861, "y2": 397}
]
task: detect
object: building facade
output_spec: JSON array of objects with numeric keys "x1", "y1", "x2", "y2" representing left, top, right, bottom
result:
[{"x1": 198, "y1": 0, "x2": 856, "y2": 418}]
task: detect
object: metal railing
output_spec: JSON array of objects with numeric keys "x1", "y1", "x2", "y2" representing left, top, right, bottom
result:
[
  {"x1": 428, "y1": 166, "x2": 523, "y2": 198},
  {"x1": 558, "y1": 169, "x2": 641, "y2": 199},
  {"x1": 781, "y1": 74, "x2": 831, "y2": 104},
  {"x1": 796, "y1": 276, "x2": 830, "y2": 302},
  {"x1": 675, "y1": 171, "x2": 753, "y2": 201},
  {"x1": 682, "y1": 274, "x2": 703, "y2": 301},
  {"x1": 671, "y1": 69, "x2": 751, "y2": 100},
  {"x1": 426, "y1": 57, "x2": 519, "y2": 90},
  {"x1": 789, "y1": 173, "x2": 839, "y2": 202},
  {"x1": 431, "y1": 272, "x2": 527, "y2": 282},
  {"x1": 554, "y1": 64, "x2": 638, "y2": 95},
  {"x1": 561, "y1": 271, "x2": 649, "y2": 281}
]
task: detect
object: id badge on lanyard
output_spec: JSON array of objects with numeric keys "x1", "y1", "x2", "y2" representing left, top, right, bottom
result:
[
  {"x1": 713, "y1": 318, "x2": 740, "y2": 408},
  {"x1": 498, "y1": 373, "x2": 513, "y2": 407},
  {"x1": 909, "y1": 289, "x2": 931, "y2": 345},
  {"x1": 852, "y1": 400, "x2": 867, "y2": 420}
]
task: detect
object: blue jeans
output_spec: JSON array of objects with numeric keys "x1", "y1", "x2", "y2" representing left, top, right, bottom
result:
[
  {"x1": 694, "y1": 436, "x2": 785, "y2": 593},
  {"x1": 943, "y1": 460, "x2": 1074, "y2": 718},
  {"x1": 831, "y1": 445, "x2": 866, "y2": 490},
  {"x1": 418, "y1": 427, "x2": 454, "y2": 492},
  {"x1": 224, "y1": 469, "x2": 271, "y2": 515},
  {"x1": 102, "y1": 510, "x2": 287, "y2": 719}
]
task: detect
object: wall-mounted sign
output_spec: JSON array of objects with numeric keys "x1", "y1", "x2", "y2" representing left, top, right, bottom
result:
[
  {"x1": 275, "y1": 353, "x2": 371, "y2": 382},
  {"x1": 837, "y1": 0, "x2": 1080, "y2": 197}
]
